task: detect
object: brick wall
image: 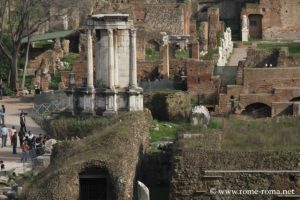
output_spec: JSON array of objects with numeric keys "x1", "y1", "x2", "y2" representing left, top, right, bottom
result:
[
  {"x1": 187, "y1": 59, "x2": 220, "y2": 104},
  {"x1": 243, "y1": 68, "x2": 300, "y2": 93},
  {"x1": 243, "y1": 0, "x2": 300, "y2": 40}
]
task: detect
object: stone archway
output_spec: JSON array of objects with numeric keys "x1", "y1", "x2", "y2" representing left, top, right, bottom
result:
[
  {"x1": 79, "y1": 167, "x2": 113, "y2": 200},
  {"x1": 248, "y1": 14, "x2": 263, "y2": 39},
  {"x1": 241, "y1": 103, "x2": 271, "y2": 118}
]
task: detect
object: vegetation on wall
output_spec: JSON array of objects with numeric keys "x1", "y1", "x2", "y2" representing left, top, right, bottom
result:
[
  {"x1": 146, "y1": 48, "x2": 160, "y2": 60},
  {"x1": 44, "y1": 116, "x2": 111, "y2": 139},
  {"x1": 257, "y1": 43, "x2": 300, "y2": 57},
  {"x1": 48, "y1": 72, "x2": 61, "y2": 90},
  {"x1": 62, "y1": 53, "x2": 79, "y2": 71},
  {"x1": 175, "y1": 50, "x2": 189, "y2": 59}
]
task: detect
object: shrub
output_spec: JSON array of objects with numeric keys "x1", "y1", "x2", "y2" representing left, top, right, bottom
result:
[{"x1": 48, "y1": 72, "x2": 61, "y2": 90}]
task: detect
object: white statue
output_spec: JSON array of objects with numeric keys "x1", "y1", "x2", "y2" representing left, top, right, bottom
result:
[
  {"x1": 242, "y1": 15, "x2": 249, "y2": 30},
  {"x1": 242, "y1": 15, "x2": 249, "y2": 42}
]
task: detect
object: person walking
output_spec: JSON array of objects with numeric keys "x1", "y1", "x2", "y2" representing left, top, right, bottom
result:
[
  {"x1": 1, "y1": 105, "x2": 5, "y2": 125},
  {"x1": 11, "y1": 130, "x2": 17, "y2": 154},
  {"x1": 21, "y1": 140, "x2": 29, "y2": 163},
  {"x1": 20, "y1": 110, "x2": 27, "y2": 132},
  {"x1": 18, "y1": 129, "x2": 25, "y2": 148},
  {"x1": 1, "y1": 125, "x2": 8, "y2": 147},
  {"x1": 9, "y1": 126, "x2": 17, "y2": 146}
]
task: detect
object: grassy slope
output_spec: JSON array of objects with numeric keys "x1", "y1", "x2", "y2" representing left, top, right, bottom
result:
[{"x1": 154, "y1": 116, "x2": 300, "y2": 152}]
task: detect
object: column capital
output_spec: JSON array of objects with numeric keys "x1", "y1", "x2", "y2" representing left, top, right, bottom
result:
[
  {"x1": 108, "y1": 29, "x2": 113, "y2": 37},
  {"x1": 130, "y1": 28, "x2": 137, "y2": 37}
]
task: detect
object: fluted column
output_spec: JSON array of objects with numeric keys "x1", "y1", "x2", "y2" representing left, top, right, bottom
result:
[
  {"x1": 108, "y1": 29, "x2": 115, "y2": 89},
  {"x1": 130, "y1": 28, "x2": 137, "y2": 87},
  {"x1": 114, "y1": 30, "x2": 119, "y2": 86},
  {"x1": 86, "y1": 29, "x2": 94, "y2": 89}
]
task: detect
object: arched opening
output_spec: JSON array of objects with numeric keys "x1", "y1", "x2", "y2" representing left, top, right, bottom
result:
[
  {"x1": 79, "y1": 167, "x2": 113, "y2": 200},
  {"x1": 241, "y1": 103, "x2": 271, "y2": 118},
  {"x1": 290, "y1": 96, "x2": 300, "y2": 102},
  {"x1": 248, "y1": 14, "x2": 263, "y2": 39},
  {"x1": 146, "y1": 40, "x2": 160, "y2": 52},
  {"x1": 145, "y1": 40, "x2": 160, "y2": 60}
]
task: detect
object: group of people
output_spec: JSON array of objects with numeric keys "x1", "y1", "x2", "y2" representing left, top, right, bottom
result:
[{"x1": 0, "y1": 108, "x2": 48, "y2": 162}]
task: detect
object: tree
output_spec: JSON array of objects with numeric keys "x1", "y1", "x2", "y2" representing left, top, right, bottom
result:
[
  {"x1": 0, "y1": 0, "x2": 97, "y2": 89},
  {"x1": 0, "y1": 0, "x2": 74, "y2": 89}
]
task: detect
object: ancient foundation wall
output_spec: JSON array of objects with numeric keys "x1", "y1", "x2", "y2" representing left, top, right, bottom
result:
[
  {"x1": 170, "y1": 149, "x2": 300, "y2": 200},
  {"x1": 243, "y1": 68, "x2": 300, "y2": 94},
  {"x1": 261, "y1": 0, "x2": 300, "y2": 40},
  {"x1": 187, "y1": 59, "x2": 220, "y2": 104}
]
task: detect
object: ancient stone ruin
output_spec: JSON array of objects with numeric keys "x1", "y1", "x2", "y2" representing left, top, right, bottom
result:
[{"x1": 66, "y1": 14, "x2": 143, "y2": 116}]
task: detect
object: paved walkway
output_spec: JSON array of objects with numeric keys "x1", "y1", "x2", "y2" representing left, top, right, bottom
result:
[
  {"x1": 0, "y1": 96, "x2": 46, "y2": 173},
  {"x1": 227, "y1": 47, "x2": 248, "y2": 66}
]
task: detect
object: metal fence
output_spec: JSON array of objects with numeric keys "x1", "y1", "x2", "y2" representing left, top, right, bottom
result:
[{"x1": 31, "y1": 90, "x2": 68, "y2": 120}]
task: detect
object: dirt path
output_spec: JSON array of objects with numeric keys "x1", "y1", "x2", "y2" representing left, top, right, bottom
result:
[{"x1": 0, "y1": 96, "x2": 46, "y2": 171}]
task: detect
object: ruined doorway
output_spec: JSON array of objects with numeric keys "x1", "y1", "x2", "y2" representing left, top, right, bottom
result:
[
  {"x1": 241, "y1": 103, "x2": 271, "y2": 118},
  {"x1": 79, "y1": 167, "x2": 111, "y2": 200},
  {"x1": 290, "y1": 97, "x2": 300, "y2": 102},
  {"x1": 248, "y1": 14, "x2": 262, "y2": 39}
]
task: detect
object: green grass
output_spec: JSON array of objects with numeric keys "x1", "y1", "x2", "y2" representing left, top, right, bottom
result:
[
  {"x1": 146, "y1": 48, "x2": 160, "y2": 60},
  {"x1": 221, "y1": 116, "x2": 300, "y2": 151},
  {"x1": 257, "y1": 42, "x2": 300, "y2": 57},
  {"x1": 150, "y1": 118, "x2": 222, "y2": 143},
  {"x1": 150, "y1": 121, "x2": 179, "y2": 142},
  {"x1": 175, "y1": 50, "x2": 189, "y2": 59}
]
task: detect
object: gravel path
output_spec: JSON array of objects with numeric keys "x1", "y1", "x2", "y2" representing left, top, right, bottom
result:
[{"x1": 0, "y1": 96, "x2": 46, "y2": 172}]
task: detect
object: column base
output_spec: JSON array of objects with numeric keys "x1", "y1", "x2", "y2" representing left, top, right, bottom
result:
[{"x1": 128, "y1": 87, "x2": 143, "y2": 111}]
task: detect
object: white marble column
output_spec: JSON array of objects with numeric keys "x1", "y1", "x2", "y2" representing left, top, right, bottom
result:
[
  {"x1": 130, "y1": 28, "x2": 137, "y2": 87},
  {"x1": 87, "y1": 29, "x2": 94, "y2": 89},
  {"x1": 114, "y1": 30, "x2": 119, "y2": 87},
  {"x1": 108, "y1": 29, "x2": 115, "y2": 89}
]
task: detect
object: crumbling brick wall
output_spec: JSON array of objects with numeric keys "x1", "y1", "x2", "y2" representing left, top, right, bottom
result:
[
  {"x1": 243, "y1": 0, "x2": 300, "y2": 40},
  {"x1": 187, "y1": 59, "x2": 220, "y2": 104},
  {"x1": 170, "y1": 148, "x2": 300, "y2": 200}
]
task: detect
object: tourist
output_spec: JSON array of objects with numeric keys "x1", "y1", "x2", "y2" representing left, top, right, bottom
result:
[
  {"x1": 9, "y1": 126, "x2": 17, "y2": 146},
  {"x1": 35, "y1": 134, "x2": 44, "y2": 156},
  {"x1": 1, "y1": 125, "x2": 8, "y2": 147},
  {"x1": 1, "y1": 105, "x2": 5, "y2": 125},
  {"x1": 20, "y1": 110, "x2": 27, "y2": 132},
  {"x1": 11, "y1": 129, "x2": 17, "y2": 154},
  {"x1": 0, "y1": 108, "x2": 3, "y2": 125},
  {"x1": 28, "y1": 131, "x2": 34, "y2": 141},
  {"x1": 18, "y1": 129, "x2": 25, "y2": 148},
  {"x1": 20, "y1": 140, "x2": 29, "y2": 163}
]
